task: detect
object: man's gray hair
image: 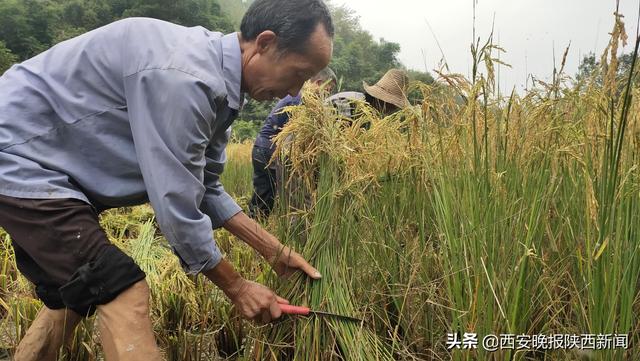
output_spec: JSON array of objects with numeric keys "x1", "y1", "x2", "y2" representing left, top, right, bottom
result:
[
  {"x1": 240, "y1": 0, "x2": 334, "y2": 54},
  {"x1": 311, "y1": 67, "x2": 337, "y2": 84}
]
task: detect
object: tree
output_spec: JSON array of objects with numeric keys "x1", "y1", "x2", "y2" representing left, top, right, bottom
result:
[
  {"x1": 0, "y1": 0, "x2": 49, "y2": 60},
  {"x1": 0, "y1": 40, "x2": 17, "y2": 74},
  {"x1": 55, "y1": 0, "x2": 115, "y2": 29},
  {"x1": 406, "y1": 69, "x2": 435, "y2": 103},
  {"x1": 231, "y1": 119, "x2": 260, "y2": 142},
  {"x1": 0, "y1": 0, "x2": 235, "y2": 61},
  {"x1": 328, "y1": 4, "x2": 402, "y2": 92},
  {"x1": 407, "y1": 69, "x2": 434, "y2": 84},
  {"x1": 217, "y1": 0, "x2": 251, "y2": 29},
  {"x1": 576, "y1": 52, "x2": 598, "y2": 83},
  {"x1": 576, "y1": 51, "x2": 637, "y2": 86},
  {"x1": 238, "y1": 98, "x2": 275, "y2": 123},
  {"x1": 122, "y1": 0, "x2": 233, "y2": 32}
]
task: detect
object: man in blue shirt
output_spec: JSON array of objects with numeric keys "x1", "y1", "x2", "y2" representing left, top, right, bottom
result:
[
  {"x1": 0, "y1": 0, "x2": 333, "y2": 359},
  {"x1": 248, "y1": 67, "x2": 336, "y2": 219}
]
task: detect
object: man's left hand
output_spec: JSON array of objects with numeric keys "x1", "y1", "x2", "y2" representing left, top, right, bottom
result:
[
  {"x1": 223, "y1": 212, "x2": 321, "y2": 280},
  {"x1": 266, "y1": 245, "x2": 321, "y2": 279}
]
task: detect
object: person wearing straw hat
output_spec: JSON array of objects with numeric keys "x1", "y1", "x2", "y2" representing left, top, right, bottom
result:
[{"x1": 328, "y1": 68, "x2": 410, "y2": 119}]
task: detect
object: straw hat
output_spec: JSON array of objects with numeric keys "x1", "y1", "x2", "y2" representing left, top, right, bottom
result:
[{"x1": 362, "y1": 69, "x2": 410, "y2": 109}]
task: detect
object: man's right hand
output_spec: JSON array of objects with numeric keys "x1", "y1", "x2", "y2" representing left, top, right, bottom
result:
[
  {"x1": 225, "y1": 279, "x2": 289, "y2": 323},
  {"x1": 202, "y1": 258, "x2": 289, "y2": 323}
]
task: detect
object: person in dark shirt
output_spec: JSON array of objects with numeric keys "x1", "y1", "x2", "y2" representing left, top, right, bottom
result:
[{"x1": 249, "y1": 67, "x2": 336, "y2": 218}]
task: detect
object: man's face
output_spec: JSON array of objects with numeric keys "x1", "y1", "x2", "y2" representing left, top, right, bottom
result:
[{"x1": 242, "y1": 23, "x2": 333, "y2": 101}]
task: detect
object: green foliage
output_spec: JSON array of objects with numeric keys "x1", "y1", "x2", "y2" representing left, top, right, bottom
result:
[
  {"x1": 406, "y1": 68, "x2": 435, "y2": 103},
  {"x1": 0, "y1": 40, "x2": 16, "y2": 74},
  {"x1": 0, "y1": 0, "x2": 50, "y2": 60},
  {"x1": 230, "y1": 119, "x2": 260, "y2": 143},
  {"x1": 122, "y1": 0, "x2": 233, "y2": 32},
  {"x1": 217, "y1": 0, "x2": 250, "y2": 29},
  {"x1": 0, "y1": 0, "x2": 234, "y2": 62},
  {"x1": 407, "y1": 68, "x2": 434, "y2": 84},
  {"x1": 576, "y1": 51, "x2": 638, "y2": 86},
  {"x1": 328, "y1": 4, "x2": 401, "y2": 92},
  {"x1": 237, "y1": 97, "x2": 275, "y2": 125},
  {"x1": 51, "y1": 0, "x2": 118, "y2": 42},
  {"x1": 577, "y1": 52, "x2": 598, "y2": 82}
]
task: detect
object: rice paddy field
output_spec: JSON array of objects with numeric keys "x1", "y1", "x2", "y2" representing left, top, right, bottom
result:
[{"x1": 1, "y1": 18, "x2": 640, "y2": 361}]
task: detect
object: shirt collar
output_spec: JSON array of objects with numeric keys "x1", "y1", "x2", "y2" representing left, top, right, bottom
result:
[{"x1": 220, "y1": 32, "x2": 243, "y2": 111}]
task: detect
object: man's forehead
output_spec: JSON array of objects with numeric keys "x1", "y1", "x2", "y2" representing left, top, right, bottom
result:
[
  {"x1": 279, "y1": 24, "x2": 332, "y2": 73},
  {"x1": 304, "y1": 24, "x2": 333, "y2": 59}
]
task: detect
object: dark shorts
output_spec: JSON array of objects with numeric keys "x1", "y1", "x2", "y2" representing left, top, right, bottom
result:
[{"x1": 0, "y1": 194, "x2": 145, "y2": 316}]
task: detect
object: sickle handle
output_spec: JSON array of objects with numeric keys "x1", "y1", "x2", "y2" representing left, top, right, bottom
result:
[{"x1": 279, "y1": 304, "x2": 311, "y2": 316}]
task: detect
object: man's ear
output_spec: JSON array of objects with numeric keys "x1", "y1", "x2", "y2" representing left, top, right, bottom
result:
[{"x1": 255, "y1": 30, "x2": 277, "y2": 54}]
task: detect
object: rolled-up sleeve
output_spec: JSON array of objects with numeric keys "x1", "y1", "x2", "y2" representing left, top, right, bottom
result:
[
  {"x1": 200, "y1": 127, "x2": 242, "y2": 229},
  {"x1": 124, "y1": 68, "x2": 222, "y2": 274}
]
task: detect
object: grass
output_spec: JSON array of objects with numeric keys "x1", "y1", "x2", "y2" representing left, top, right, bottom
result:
[{"x1": 1, "y1": 15, "x2": 640, "y2": 360}]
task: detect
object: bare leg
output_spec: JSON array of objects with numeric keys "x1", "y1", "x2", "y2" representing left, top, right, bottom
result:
[
  {"x1": 14, "y1": 307, "x2": 82, "y2": 361},
  {"x1": 97, "y1": 279, "x2": 162, "y2": 361}
]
